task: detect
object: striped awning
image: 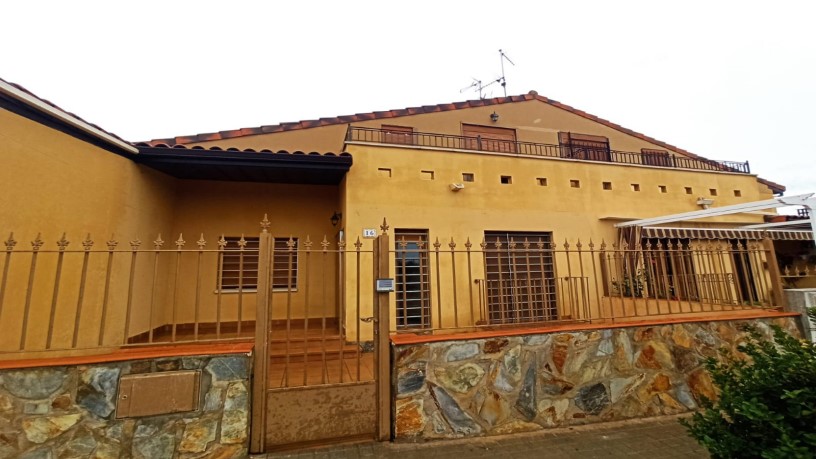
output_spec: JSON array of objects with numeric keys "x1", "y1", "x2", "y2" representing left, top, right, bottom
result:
[{"x1": 641, "y1": 226, "x2": 813, "y2": 241}]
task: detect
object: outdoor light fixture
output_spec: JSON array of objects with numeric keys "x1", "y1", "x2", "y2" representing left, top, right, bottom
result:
[
  {"x1": 330, "y1": 211, "x2": 342, "y2": 226},
  {"x1": 490, "y1": 111, "x2": 499, "y2": 122}
]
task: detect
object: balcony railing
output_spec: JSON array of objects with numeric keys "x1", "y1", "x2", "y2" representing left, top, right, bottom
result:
[{"x1": 346, "y1": 126, "x2": 751, "y2": 174}]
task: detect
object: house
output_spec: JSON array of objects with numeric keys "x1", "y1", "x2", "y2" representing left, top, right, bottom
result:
[{"x1": 0, "y1": 76, "x2": 809, "y2": 455}]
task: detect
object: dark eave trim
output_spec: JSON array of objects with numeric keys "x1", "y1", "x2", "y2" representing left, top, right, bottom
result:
[
  {"x1": 0, "y1": 92, "x2": 135, "y2": 158},
  {"x1": 134, "y1": 146, "x2": 353, "y2": 185}
]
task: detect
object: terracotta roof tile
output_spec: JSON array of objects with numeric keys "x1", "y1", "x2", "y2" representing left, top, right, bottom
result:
[
  {"x1": 144, "y1": 92, "x2": 785, "y2": 193},
  {"x1": 133, "y1": 142, "x2": 348, "y2": 157}
]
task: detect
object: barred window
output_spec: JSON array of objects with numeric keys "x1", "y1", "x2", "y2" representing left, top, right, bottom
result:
[{"x1": 220, "y1": 237, "x2": 298, "y2": 290}]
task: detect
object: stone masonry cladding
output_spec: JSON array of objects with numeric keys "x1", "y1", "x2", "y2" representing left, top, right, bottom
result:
[
  {"x1": 393, "y1": 317, "x2": 801, "y2": 440},
  {"x1": 0, "y1": 353, "x2": 251, "y2": 458}
]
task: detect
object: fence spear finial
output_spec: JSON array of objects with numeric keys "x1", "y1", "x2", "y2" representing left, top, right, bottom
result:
[
  {"x1": 260, "y1": 213, "x2": 271, "y2": 233},
  {"x1": 4, "y1": 232, "x2": 16, "y2": 252},
  {"x1": 82, "y1": 233, "x2": 93, "y2": 251},
  {"x1": 197, "y1": 234, "x2": 206, "y2": 250},
  {"x1": 380, "y1": 218, "x2": 389, "y2": 234}
]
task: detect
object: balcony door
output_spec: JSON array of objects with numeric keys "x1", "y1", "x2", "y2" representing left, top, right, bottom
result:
[{"x1": 462, "y1": 124, "x2": 517, "y2": 153}]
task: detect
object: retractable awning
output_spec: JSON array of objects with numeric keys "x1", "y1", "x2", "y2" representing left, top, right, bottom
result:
[{"x1": 640, "y1": 226, "x2": 813, "y2": 241}]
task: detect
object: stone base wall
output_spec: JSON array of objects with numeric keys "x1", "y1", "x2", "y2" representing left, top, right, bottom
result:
[
  {"x1": 0, "y1": 353, "x2": 251, "y2": 458},
  {"x1": 393, "y1": 317, "x2": 800, "y2": 440}
]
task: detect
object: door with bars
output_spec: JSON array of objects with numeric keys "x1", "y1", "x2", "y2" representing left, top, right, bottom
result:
[
  {"x1": 483, "y1": 231, "x2": 557, "y2": 324},
  {"x1": 394, "y1": 230, "x2": 431, "y2": 330}
]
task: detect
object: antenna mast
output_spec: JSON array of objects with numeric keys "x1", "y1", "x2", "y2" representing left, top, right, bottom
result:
[
  {"x1": 459, "y1": 49, "x2": 517, "y2": 99},
  {"x1": 498, "y1": 49, "x2": 515, "y2": 97}
]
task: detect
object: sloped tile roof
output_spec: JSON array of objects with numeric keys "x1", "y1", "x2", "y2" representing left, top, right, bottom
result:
[
  {"x1": 0, "y1": 77, "x2": 132, "y2": 147},
  {"x1": 145, "y1": 92, "x2": 785, "y2": 193}
]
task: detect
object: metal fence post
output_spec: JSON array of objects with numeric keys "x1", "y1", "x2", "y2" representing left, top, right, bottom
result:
[
  {"x1": 374, "y1": 220, "x2": 391, "y2": 441},
  {"x1": 250, "y1": 215, "x2": 272, "y2": 454},
  {"x1": 762, "y1": 237, "x2": 787, "y2": 310}
]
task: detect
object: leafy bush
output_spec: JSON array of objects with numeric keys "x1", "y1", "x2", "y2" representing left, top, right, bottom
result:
[{"x1": 680, "y1": 325, "x2": 816, "y2": 459}]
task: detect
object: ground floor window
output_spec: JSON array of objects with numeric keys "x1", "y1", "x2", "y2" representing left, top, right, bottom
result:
[
  {"x1": 220, "y1": 236, "x2": 298, "y2": 290},
  {"x1": 483, "y1": 231, "x2": 556, "y2": 324}
]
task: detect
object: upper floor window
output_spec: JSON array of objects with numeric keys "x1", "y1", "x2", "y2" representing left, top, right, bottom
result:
[
  {"x1": 382, "y1": 125, "x2": 414, "y2": 145},
  {"x1": 641, "y1": 148, "x2": 674, "y2": 167},
  {"x1": 558, "y1": 132, "x2": 611, "y2": 162},
  {"x1": 462, "y1": 124, "x2": 517, "y2": 153}
]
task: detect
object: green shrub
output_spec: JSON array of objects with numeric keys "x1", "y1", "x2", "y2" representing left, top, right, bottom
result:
[{"x1": 680, "y1": 325, "x2": 816, "y2": 459}]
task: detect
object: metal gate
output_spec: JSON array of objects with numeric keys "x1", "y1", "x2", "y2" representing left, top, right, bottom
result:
[{"x1": 250, "y1": 221, "x2": 390, "y2": 453}]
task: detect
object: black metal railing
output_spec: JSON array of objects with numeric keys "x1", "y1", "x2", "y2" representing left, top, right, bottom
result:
[{"x1": 346, "y1": 126, "x2": 751, "y2": 174}]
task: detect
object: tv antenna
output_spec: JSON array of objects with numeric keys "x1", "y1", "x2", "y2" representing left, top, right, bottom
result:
[
  {"x1": 459, "y1": 49, "x2": 516, "y2": 99},
  {"x1": 498, "y1": 49, "x2": 515, "y2": 97}
]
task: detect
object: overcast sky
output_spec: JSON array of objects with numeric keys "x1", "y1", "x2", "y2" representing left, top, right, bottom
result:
[{"x1": 2, "y1": 1, "x2": 814, "y2": 198}]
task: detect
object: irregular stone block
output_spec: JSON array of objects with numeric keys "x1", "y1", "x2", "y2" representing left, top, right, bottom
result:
[
  {"x1": 127, "y1": 361, "x2": 152, "y2": 374},
  {"x1": 674, "y1": 383, "x2": 697, "y2": 409},
  {"x1": 397, "y1": 368, "x2": 426, "y2": 396},
  {"x1": 92, "y1": 441, "x2": 121, "y2": 459},
  {"x1": 430, "y1": 384, "x2": 481, "y2": 435},
  {"x1": 221, "y1": 409, "x2": 248, "y2": 444},
  {"x1": 478, "y1": 391, "x2": 509, "y2": 426},
  {"x1": 435, "y1": 363, "x2": 485, "y2": 394},
  {"x1": 204, "y1": 387, "x2": 224, "y2": 411},
  {"x1": 224, "y1": 382, "x2": 248, "y2": 411},
  {"x1": 536, "y1": 398, "x2": 569, "y2": 426},
  {"x1": 1, "y1": 368, "x2": 66, "y2": 399},
  {"x1": 483, "y1": 338, "x2": 509, "y2": 354},
  {"x1": 77, "y1": 387, "x2": 114, "y2": 419},
  {"x1": 492, "y1": 420, "x2": 542, "y2": 435},
  {"x1": 132, "y1": 431, "x2": 174, "y2": 459},
  {"x1": 489, "y1": 362, "x2": 514, "y2": 393},
  {"x1": 395, "y1": 398, "x2": 425, "y2": 436},
  {"x1": 523, "y1": 334, "x2": 550, "y2": 346},
  {"x1": 672, "y1": 347, "x2": 700, "y2": 373},
  {"x1": 609, "y1": 374, "x2": 644, "y2": 403},
  {"x1": 514, "y1": 364, "x2": 536, "y2": 421},
  {"x1": 444, "y1": 343, "x2": 479, "y2": 362},
  {"x1": 502, "y1": 345, "x2": 522, "y2": 383},
  {"x1": 574, "y1": 383, "x2": 609, "y2": 416},
  {"x1": 688, "y1": 369, "x2": 716, "y2": 402},
  {"x1": 19, "y1": 448, "x2": 52, "y2": 459},
  {"x1": 612, "y1": 330, "x2": 634, "y2": 371},
  {"x1": 182, "y1": 357, "x2": 205, "y2": 370},
  {"x1": 59, "y1": 428, "x2": 97, "y2": 458},
  {"x1": 396, "y1": 345, "x2": 429, "y2": 366},
  {"x1": 22, "y1": 413, "x2": 82, "y2": 443},
  {"x1": 50, "y1": 394, "x2": 72, "y2": 411},
  {"x1": 0, "y1": 394, "x2": 12, "y2": 412},
  {"x1": 596, "y1": 337, "x2": 614, "y2": 357},
  {"x1": 180, "y1": 416, "x2": 217, "y2": 453},
  {"x1": 205, "y1": 357, "x2": 248, "y2": 383},
  {"x1": 539, "y1": 373, "x2": 573, "y2": 396},
  {"x1": 155, "y1": 359, "x2": 180, "y2": 372},
  {"x1": 551, "y1": 335, "x2": 571, "y2": 374},
  {"x1": 24, "y1": 402, "x2": 49, "y2": 415}
]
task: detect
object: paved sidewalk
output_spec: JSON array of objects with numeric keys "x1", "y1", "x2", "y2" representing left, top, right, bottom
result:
[{"x1": 264, "y1": 415, "x2": 710, "y2": 458}]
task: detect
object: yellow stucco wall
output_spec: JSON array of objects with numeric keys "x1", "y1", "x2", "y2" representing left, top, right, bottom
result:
[
  {"x1": 338, "y1": 142, "x2": 774, "y2": 338},
  {"x1": 0, "y1": 108, "x2": 178, "y2": 351},
  {"x1": 166, "y1": 180, "x2": 341, "y2": 325}
]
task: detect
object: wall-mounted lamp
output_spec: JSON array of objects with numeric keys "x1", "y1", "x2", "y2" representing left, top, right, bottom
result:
[
  {"x1": 490, "y1": 111, "x2": 499, "y2": 122},
  {"x1": 330, "y1": 211, "x2": 342, "y2": 227}
]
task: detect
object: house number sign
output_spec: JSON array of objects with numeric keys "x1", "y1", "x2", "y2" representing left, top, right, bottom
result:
[{"x1": 363, "y1": 229, "x2": 377, "y2": 238}]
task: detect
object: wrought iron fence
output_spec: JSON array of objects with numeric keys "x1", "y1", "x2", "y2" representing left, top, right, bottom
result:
[
  {"x1": 346, "y1": 126, "x2": 751, "y2": 174},
  {"x1": 0, "y1": 232, "x2": 261, "y2": 357},
  {"x1": 387, "y1": 235, "x2": 784, "y2": 334},
  {"x1": 0, "y1": 220, "x2": 786, "y2": 359}
]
